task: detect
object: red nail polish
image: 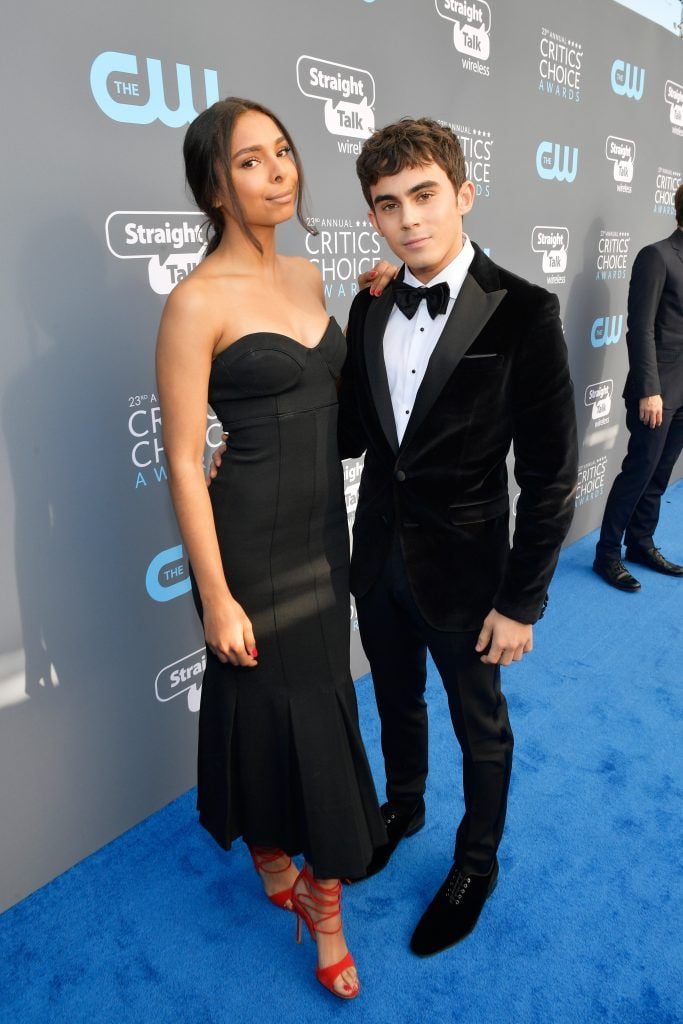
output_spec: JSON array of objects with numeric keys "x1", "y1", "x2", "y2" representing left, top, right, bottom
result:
[{"x1": 252, "y1": 648, "x2": 258, "y2": 657}]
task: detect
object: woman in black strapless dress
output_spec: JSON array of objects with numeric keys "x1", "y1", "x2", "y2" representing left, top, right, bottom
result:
[{"x1": 156, "y1": 98, "x2": 385, "y2": 1000}]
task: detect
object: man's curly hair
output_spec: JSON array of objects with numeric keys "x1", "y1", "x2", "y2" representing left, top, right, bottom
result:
[{"x1": 356, "y1": 117, "x2": 467, "y2": 208}]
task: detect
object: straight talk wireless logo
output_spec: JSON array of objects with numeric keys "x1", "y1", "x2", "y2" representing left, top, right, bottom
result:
[
  {"x1": 605, "y1": 136, "x2": 636, "y2": 193},
  {"x1": 531, "y1": 226, "x2": 569, "y2": 285},
  {"x1": 155, "y1": 648, "x2": 204, "y2": 713},
  {"x1": 665, "y1": 79, "x2": 683, "y2": 136},
  {"x1": 106, "y1": 212, "x2": 207, "y2": 293},
  {"x1": 434, "y1": 0, "x2": 492, "y2": 75},
  {"x1": 296, "y1": 56, "x2": 375, "y2": 153}
]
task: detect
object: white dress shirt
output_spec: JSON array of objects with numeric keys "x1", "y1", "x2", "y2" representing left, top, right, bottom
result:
[{"x1": 384, "y1": 236, "x2": 475, "y2": 444}]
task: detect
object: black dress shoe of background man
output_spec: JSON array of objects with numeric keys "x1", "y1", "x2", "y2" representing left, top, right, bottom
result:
[
  {"x1": 410, "y1": 859, "x2": 499, "y2": 957},
  {"x1": 625, "y1": 546, "x2": 683, "y2": 577},
  {"x1": 346, "y1": 799, "x2": 425, "y2": 883},
  {"x1": 592, "y1": 557, "x2": 641, "y2": 591}
]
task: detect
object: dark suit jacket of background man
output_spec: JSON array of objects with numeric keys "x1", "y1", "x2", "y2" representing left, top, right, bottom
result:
[
  {"x1": 339, "y1": 243, "x2": 579, "y2": 630},
  {"x1": 624, "y1": 229, "x2": 683, "y2": 413}
]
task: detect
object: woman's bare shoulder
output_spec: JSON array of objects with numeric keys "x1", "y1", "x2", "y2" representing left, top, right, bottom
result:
[{"x1": 280, "y1": 254, "x2": 321, "y2": 280}]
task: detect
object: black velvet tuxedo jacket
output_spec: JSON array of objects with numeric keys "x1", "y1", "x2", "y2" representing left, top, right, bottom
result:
[
  {"x1": 338, "y1": 243, "x2": 578, "y2": 631},
  {"x1": 624, "y1": 228, "x2": 683, "y2": 411}
]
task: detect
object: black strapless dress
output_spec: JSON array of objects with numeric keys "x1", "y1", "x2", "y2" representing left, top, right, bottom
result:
[{"x1": 193, "y1": 317, "x2": 385, "y2": 878}]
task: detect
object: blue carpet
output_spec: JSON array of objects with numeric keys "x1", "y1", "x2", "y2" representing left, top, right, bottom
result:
[{"x1": 2, "y1": 482, "x2": 682, "y2": 1024}]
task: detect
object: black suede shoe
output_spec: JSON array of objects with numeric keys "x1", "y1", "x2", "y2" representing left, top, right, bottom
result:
[
  {"x1": 592, "y1": 557, "x2": 641, "y2": 591},
  {"x1": 345, "y1": 799, "x2": 425, "y2": 883},
  {"x1": 409, "y1": 859, "x2": 499, "y2": 957},
  {"x1": 625, "y1": 546, "x2": 683, "y2": 576}
]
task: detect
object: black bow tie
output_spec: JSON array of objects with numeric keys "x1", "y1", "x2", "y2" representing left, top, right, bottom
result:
[{"x1": 393, "y1": 280, "x2": 450, "y2": 320}]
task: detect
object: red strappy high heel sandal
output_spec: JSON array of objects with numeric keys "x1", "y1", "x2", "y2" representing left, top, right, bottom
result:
[
  {"x1": 291, "y1": 865, "x2": 359, "y2": 1000},
  {"x1": 248, "y1": 846, "x2": 296, "y2": 911}
]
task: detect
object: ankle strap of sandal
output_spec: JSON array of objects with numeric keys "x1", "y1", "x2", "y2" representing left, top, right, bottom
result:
[
  {"x1": 296, "y1": 866, "x2": 342, "y2": 934},
  {"x1": 249, "y1": 846, "x2": 292, "y2": 875}
]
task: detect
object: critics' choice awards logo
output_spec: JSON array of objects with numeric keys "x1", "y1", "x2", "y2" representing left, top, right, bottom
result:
[
  {"x1": 653, "y1": 167, "x2": 681, "y2": 216},
  {"x1": 106, "y1": 212, "x2": 207, "y2": 294},
  {"x1": 605, "y1": 136, "x2": 636, "y2": 193},
  {"x1": 434, "y1": 0, "x2": 492, "y2": 75},
  {"x1": 538, "y1": 27, "x2": 582, "y2": 102},
  {"x1": 155, "y1": 648, "x2": 204, "y2": 713},
  {"x1": 128, "y1": 395, "x2": 223, "y2": 490},
  {"x1": 595, "y1": 230, "x2": 630, "y2": 281},
  {"x1": 665, "y1": 80, "x2": 683, "y2": 136},
  {"x1": 90, "y1": 51, "x2": 218, "y2": 126},
  {"x1": 536, "y1": 140, "x2": 578, "y2": 182},
  {"x1": 440, "y1": 120, "x2": 494, "y2": 197},
  {"x1": 304, "y1": 218, "x2": 381, "y2": 300},
  {"x1": 576, "y1": 456, "x2": 607, "y2": 507},
  {"x1": 590, "y1": 315, "x2": 623, "y2": 348},
  {"x1": 610, "y1": 59, "x2": 645, "y2": 101},
  {"x1": 585, "y1": 380, "x2": 613, "y2": 428},
  {"x1": 296, "y1": 56, "x2": 375, "y2": 152},
  {"x1": 531, "y1": 226, "x2": 569, "y2": 285}
]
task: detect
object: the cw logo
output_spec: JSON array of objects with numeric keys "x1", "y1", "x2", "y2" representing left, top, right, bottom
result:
[
  {"x1": 90, "y1": 51, "x2": 219, "y2": 126},
  {"x1": 611, "y1": 60, "x2": 645, "y2": 101},
  {"x1": 145, "y1": 545, "x2": 192, "y2": 602},
  {"x1": 591, "y1": 315, "x2": 623, "y2": 348},
  {"x1": 536, "y1": 141, "x2": 579, "y2": 183}
]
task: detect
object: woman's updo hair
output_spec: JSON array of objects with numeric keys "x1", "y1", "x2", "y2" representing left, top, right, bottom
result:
[{"x1": 183, "y1": 97, "x2": 314, "y2": 256}]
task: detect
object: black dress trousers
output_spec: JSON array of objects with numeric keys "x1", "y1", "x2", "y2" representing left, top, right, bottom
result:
[
  {"x1": 356, "y1": 535, "x2": 514, "y2": 876},
  {"x1": 597, "y1": 399, "x2": 683, "y2": 560}
]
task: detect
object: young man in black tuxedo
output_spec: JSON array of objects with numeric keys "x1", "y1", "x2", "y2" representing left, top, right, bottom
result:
[
  {"x1": 593, "y1": 185, "x2": 683, "y2": 591},
  {"x1": 338, "y1": 118, "x2": 578, "y2": 956}
]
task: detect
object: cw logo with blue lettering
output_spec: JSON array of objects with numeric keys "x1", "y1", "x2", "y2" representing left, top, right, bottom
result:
[
  {"x1": 90, "y1": 51, "x2": 219, "y2": 126},
  {"x1": 146, "y1": 545, "x2": 191, "y2": 602},
  {"x1": 536, "y1": 141, "x2": 578, "y2": 182},
  {"x1": 591, "y1": 315, "x2": 623, "y2": 348},
  {"x1": 611, "y1": 60, "x2": 645, "y2": 100}
]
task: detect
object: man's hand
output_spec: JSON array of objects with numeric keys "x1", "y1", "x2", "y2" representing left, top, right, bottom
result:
[
  {"x1": 358, "y1": 259, "x2": 399, "y2": 297},
  {"x1": 206, "y1": 434, "x2": 227, "y2": 485},
  {"x1": 639, "y1": 394, "x2": 663, "y2": 429},
  {"x1": 475, "y1": 609, "x2": 533, "y2": 666}
]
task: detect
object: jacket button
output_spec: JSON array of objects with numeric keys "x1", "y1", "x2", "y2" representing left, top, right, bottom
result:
[{"x1": 394, "y1": 470, "x2": 406, "y2": 482}]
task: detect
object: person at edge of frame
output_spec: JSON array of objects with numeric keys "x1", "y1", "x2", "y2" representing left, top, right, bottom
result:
[{"x1": 593, "y1": 182, "x2": 683, "y2": 591}]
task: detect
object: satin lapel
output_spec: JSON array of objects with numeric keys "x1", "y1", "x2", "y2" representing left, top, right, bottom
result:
[
  {"x1": 399, "y1": 272, "x2": 507, "y2": 452},
  {"x1": 363, "y1": 282, "x2": 400, "y2": 455},
  {"x1": 670, "y1": 230, "x2": 683, "y2": 266}
]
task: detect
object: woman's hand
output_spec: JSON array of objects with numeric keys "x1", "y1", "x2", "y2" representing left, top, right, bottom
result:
[
  {"x1": 358, "y1": 259, "x2": 399, "y2": 297},
  {"x1": 204, "y1": 597, "x2": 258, "y2": 667}
]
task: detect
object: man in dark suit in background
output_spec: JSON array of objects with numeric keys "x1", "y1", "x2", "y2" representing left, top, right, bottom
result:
[
  {"x1": 339, "y1": 118, "x2": 578, "y2": 956},
  {"x1": 593, "y1": 184, "x2": 683, "y2": 590}
]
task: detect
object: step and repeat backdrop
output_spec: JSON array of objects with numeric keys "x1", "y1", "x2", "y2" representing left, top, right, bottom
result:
[{"x1": 1, "y1": 0, "x2": 681, "y2": 910}]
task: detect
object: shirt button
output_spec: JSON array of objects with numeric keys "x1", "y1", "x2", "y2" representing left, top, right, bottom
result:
[
  {"x1": 405, "y1": 409, "x2": 410, "y2": 415},
  {"x1": 420, "y1": 327, "x2": 425, "y2": 332},
  {"x1": 411, "y1": 369, "x2": 416, "y2": 374},
  {"x1": 395, "y1": 470, "x2": 406, "y2": 482}
]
